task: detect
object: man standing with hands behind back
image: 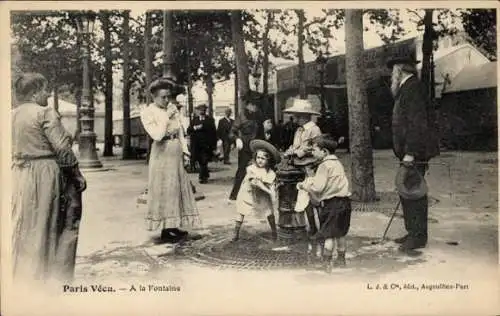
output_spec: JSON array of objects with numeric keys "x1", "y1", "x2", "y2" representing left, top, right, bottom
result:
[
  {"x1": 387, "y1": 56, "x2": 439, "y2": 252},
  {"x1": 188, "y1": 104, "x2": 217, "y2": 184},
  {"x1": 217, "y1": 108, "x2": 234, "y2": 165}
]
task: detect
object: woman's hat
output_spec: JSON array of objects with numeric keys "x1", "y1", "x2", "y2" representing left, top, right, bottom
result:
[
  {"x1": 250, "y1": 139, "x2": 281, "y2": 164},
  {"x1": 284, "y1": 98, "x2": 320, "y2": 115},
  {"x1": 395, "y1": 164, "x2": 428, "y2": 200},
  {"x1": 386, "y1": 56, "x2": 420, "y2": 69},
  {"x1": 149, "y1": 70, "x2": 185, "y2": 97}
]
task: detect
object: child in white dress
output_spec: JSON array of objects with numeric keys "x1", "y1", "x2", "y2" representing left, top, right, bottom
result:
[{"x1": 233, "y1": 140, "x2": 281, "y2": 242}]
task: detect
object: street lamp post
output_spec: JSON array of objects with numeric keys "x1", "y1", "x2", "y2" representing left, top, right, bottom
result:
[
  {"x1": 315, "y1": 50, "x2": 328, "y2": 116},
  {"x1": 74, "y1": 11, "x2": 102, "y2": 168}
]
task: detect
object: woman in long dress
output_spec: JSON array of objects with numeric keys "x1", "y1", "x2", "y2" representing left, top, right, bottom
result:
[
  {"x1": 140, "y1": 75, "x2": 201, "y2": 241},
  {"x1": 11, "y1": 72, "x2": 86, "y2": 283}
]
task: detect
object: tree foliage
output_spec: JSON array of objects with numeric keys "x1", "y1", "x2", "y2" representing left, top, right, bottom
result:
[
  {"x1": 461, "y1": 9, "x2": 497, "y2": 60},
  {"x1": 11, "y1": 11, "x2": 81, "y2": 94}
]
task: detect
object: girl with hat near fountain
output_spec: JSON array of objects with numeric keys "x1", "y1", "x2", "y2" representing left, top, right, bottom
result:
[
  {"x1": 232, "y1": 140, "x2": 282, "y2": 242},
  {"x1": 140, "y1": 71, "x2": 201, "y2": 242}
]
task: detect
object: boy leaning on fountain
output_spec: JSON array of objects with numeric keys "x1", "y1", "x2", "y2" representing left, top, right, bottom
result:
[{"x1": 296, "y1": 134, "x2": 352, "y2": 273}]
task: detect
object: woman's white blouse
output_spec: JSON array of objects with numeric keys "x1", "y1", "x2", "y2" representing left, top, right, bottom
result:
[
  {"x1": 140, "y1": 103, "x2": 190, "y2": 155},
  {"x1": 140, "y1": 104, "x2": 176, "y2": 141}
]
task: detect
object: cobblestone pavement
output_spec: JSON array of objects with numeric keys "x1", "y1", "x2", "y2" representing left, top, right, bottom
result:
[{"x1": 75, "y1": 150, "x2": 498, "y2": 283}]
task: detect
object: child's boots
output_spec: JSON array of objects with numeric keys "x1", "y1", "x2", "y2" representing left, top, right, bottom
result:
[
  {"x1": 232, "y1": 221, "x2": 242, "y2": 242},
  {"x1": 267, "y1": 214, "x2": 278, "y2": 241},
  {"x1": 322, "y1": 249, "x2": 334, "y2": 273},
  {"x1": 333, "y1": 251, "x2": 346, "y2": 268},
  {"x1": 306, "y1": 243, "x2": 323, "y2": 268}
]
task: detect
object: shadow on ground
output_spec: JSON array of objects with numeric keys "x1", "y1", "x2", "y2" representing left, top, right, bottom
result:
[{"x1": 160, "y1": 224, "x2": 427, "y2": 275}]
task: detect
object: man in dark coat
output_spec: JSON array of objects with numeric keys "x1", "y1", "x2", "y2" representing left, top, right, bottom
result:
[
  {"x1": 263, "y1": 118, "x2": 282, "y2": 149},
  {"x1": 188, "y1": 104, "x2": 217, "y2": 184},
  {"x1": 282, "y1": 116, "x2": 299, "y2": 150},
  {"x1": 228, "y1": 93, "x2": 265, "y2": 201},
  {"x1": 216, "y1": 108, "x2": 234, "y2": 164},
  {"x1": 388, "y1": 56, "x2": 440, "y2": 252}
]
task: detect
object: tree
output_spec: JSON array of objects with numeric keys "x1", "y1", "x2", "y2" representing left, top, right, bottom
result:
[
  {"x1": 461, "y1": 9, "x2": 496, "y2": 60},
  {"x1": 11, "y1": 11, "x2": 81, "y2": 109},
  {"x1": 421, "y1": 9, "x2": 434, "y2": 100},
  {"x1": 261, "y1": 10, "x2": 274, "y2": 107},
  {"x1": 121, "y1": 10, "x2": 132, "y2": 159},
  {"x1": 100, "y1": 10, "x2": 114, "y2": 157},
  {"x1": 231, "y1": 10, "x2": 250, "y2": 111},
  {"x1": 296, "y1": 9, "x2": 306, "y2": 98},
  {"x1": 345, "y1": 9, "x2": 376, "y2": 202}
]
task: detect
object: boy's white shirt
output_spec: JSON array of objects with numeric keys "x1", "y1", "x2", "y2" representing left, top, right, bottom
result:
[{"x1": 301, "y1": 154, "x2": 351, "y2": 200}]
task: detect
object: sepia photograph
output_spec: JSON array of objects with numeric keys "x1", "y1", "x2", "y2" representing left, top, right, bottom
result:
[{"x1": 2, "y1": 1, "x2": 498, "y2": 315}]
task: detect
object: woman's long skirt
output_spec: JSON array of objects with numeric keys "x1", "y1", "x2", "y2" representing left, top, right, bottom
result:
[
  {"x1": 146, "y1": 139, "x2": 200, "y2": 230},
  {"x1": 12, "y1": 159, "x2": 59, "y2": 282},
  {"x1": 12, "y1": 159, "x2": 82, "y2": 284}
]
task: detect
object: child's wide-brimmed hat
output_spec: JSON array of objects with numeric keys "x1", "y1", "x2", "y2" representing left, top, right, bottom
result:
[
  {"x1": 395, "y1": 164, "x2": 428, "y2": 200},
  {"x1": 250, "y1": 139, "x2": 281, "y2": 164},
  {"x1": 149, "y1": 69, "x2": 185, "y2": 97},
  {"x1": 283, "y1": 98, "x2": 320, "y2": 116}
]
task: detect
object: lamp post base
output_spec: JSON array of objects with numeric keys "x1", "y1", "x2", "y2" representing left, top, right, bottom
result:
[{"x1": 78, "y1": 133, "x2": 103, "y2": 169}]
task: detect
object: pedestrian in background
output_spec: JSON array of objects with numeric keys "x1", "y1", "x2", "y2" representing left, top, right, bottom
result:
[
  {"x1": 282, "y1": 116, "x2": 299, "y2": 150},
  {"x1": 262, "y1": 118, "x2": 282, "y2": 150},
  {"x1": 228, "y1": 93, "x2": 265, "y2": 202},
  {"x1": 216, "y1": 107, "x2": 234, "y2": 165},
  {"x1": 188, "y1": 104, "x2": 217, "y2": 184}
]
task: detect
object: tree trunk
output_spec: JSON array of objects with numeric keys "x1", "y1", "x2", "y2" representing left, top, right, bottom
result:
[
  {"x1": 231, "y1": 10, "x2": 250, "y2": 111},
  {"x1": 163, "y1": 10, "x2": 174, "y2": 76},
  {"x1": 75, "y1": 37, "x2": 83, "y2": 141},
  {"x1": 296, "y1": 9, "x2": 307, "y2": 99},
  {"x1": 345, "y1": 9, "x2": 376, "y2": 202},
  {"x1": 206, "y1": 75, "x2": 214, "y2": 115},
  {"x1": 205, "y1": 52, "x2": 215, "y2": 115},
  {"x1": 53, "y1": 84, "x2": 59, "y2": 113},
  {"x1": 234, "y1": 67, "x2": 239, "y2": 116},
  {"x1": 102, "y1": 11, "x2": 114, "y2": 157},
  {"x1": 121, "y1": 10, "x2": 132, "y2": 159},
  {"x1": 187, "y1": 61, "x2": 194, "y2": 122},
  {"x1": 262, "y1": 10, "x2": 274, "y2": 111},
  {"x1": 144, "y1": 11, "x2": 153, "y2": 105},
  {"x1": 421, "y1": 9, "x2": 434, "y2": 100},
  {"x1": 186, "y1": 25, "x2": 194, "y2": 123},
  {"x1": 144, "y1": 10, "x2": 153, "y2": 164}
]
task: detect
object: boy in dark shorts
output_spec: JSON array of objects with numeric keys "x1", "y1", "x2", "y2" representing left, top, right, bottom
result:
[{"x1": 297, "y1": 135, "x2": 352, "y2": 272}]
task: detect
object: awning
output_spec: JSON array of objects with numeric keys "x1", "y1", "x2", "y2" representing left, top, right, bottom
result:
[{"x1": 443, "y1": 61, "x2": 497, "y2": 94}]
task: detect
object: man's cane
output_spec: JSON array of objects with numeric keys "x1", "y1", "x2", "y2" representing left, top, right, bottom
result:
[{"x1": 371, "y1": 200, "x2": 401, "y2": 245}]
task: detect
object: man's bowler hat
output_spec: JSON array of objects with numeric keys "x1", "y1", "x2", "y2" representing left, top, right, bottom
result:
[{"x1": 386, "y1": 56, "x2": 420, "y2": 69}]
